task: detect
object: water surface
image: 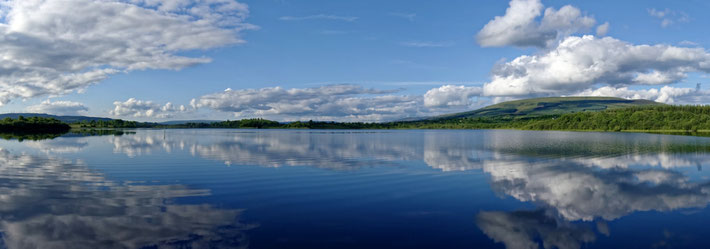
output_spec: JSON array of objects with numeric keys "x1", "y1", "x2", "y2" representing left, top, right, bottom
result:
[{"x1": 2, "y1": 129, "x2": 710, "y2": 248}]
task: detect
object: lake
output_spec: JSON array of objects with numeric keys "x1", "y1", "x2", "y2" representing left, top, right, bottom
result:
[{"x1": 1, "y1": 129, "x2": 710, "y2": 249}]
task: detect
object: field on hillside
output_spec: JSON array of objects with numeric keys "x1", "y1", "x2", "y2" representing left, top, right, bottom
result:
[{"x1": 432, "y1": 97, "x2": 662, "y2": 120}]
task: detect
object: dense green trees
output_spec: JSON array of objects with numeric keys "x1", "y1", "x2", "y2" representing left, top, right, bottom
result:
[
  {"x1": 76, "y1": 119, "x2": 155, "y2": 128},
  {"x1": 522, "y1": 105, "x2": 710, "y2": 131},
  {"x1": 0, "y1": 116, "x2": 70, "y2": 133}
]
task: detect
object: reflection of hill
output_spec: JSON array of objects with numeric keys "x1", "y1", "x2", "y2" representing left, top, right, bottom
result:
[{"x1": 0, "y1": 148, "x2": 254, "y2": 249}]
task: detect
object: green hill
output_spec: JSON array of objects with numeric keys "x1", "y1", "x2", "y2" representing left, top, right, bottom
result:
[{"x1": 431, "y1": 97, "x2": 663, "y2": 120}]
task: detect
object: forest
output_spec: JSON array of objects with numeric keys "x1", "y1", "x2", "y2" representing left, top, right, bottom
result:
[{"x1": 0, "y1": 116, "x2": 71, "y2": 133}]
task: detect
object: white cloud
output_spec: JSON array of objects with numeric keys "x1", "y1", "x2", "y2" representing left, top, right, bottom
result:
[
  {"x1": 111, "y1": 98, "x2": 187, "y2": 119},
  {"x1": 648, "y1": 8, "x2": 689, "y2": 28},
  {"x1": 279, "y1": 14, "x2": 358, "y2": 22},
  {"x1": 573, "y1": 86, "x2": 707, "y2": 104},
  {"x1": 596, "y1": 22, "x2": 609, "y2": 36},
  {"x1": 25, "y1": 99, "x2": 88, "y2": 115},
  {"x1": 483, "y1": 35, "x2": 710, "y2": 97},
  {"x1": 190, "y1": 84, "x2": 491, "y2": 122},
  {"x1": 476, "y1": 0, "x2": 595, "y2": 48},
  {"x1": 0, "y1": 0, "x2": 253, "y2": 105},
  {"x1": 191, "y1": 84, "x2": 430, "y2": 121},
  {"x1": 423, "y1": 85, "x2": 482, "y2": 108}
]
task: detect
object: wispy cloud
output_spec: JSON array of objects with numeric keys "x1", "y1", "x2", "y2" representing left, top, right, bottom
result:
[
  {"x1": 389, "y1": 12, "x2": 416, "y2": 21},
  {"x1": 679, "y1": 40, "x2": 699, "y2": 46},
  {"x1": 319, "y1": 30, "x2": 350, "y2": 35},
  {"x1": 279, "y1": 14, "x2": 358, "y2": 22},
  {"x1": 648, "y1": 8, "x2": 689, "y2": 27},
  {"x1": 399, "y1": 41, "x2": 455, "y2": 48}
]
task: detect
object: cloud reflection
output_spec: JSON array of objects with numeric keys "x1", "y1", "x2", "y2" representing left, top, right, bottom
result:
[
  {"x1": 476, "y1": 209, "x2": 596, "y2": 249},
  {"x1": 13, "y1": 129, "x2": 710, "y2": 249},
  {"x1": 0, "y1": 148, "x2": 254, "y2": 249},
  {"x1": 22, "y1": 137, "x2": 89, "y2": 154},
  {"x1": 483, "y1": 159, "x2": 710, "y2": 221}
]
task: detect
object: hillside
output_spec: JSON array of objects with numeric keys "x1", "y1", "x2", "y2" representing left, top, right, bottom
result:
[{"x1": 430, "y1": 97, "x2": 663, "y2": 120}]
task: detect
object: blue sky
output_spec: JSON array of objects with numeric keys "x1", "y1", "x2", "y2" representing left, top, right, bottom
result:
[{"x1": 1, "y1": 0, "x2": 709, "y2": 121}]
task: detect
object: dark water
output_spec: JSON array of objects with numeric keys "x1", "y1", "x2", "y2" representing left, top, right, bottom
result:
[{"x1": 2, "y1": 129, "x2": 710, "y2": 249}]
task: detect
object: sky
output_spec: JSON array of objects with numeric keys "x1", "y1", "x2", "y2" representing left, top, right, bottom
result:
[{"x1": 0, "y1": 0, "x2": 710, "y2": 122}]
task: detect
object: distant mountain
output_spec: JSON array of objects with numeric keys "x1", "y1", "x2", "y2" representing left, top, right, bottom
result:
[
  {"x1": 0, "y1": 113, "x2": 114, "y2": 123},
  {"x1": 159, "y1": 120, "x2": 220, "y2": 125},
  {"x1": 427, "y1": 97, "x2": 663, "y2": 121}
]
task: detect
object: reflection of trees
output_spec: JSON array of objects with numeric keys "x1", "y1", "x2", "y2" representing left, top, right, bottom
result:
[
  {"x1": 0, "y1": 149, "x2": 254, "y2": 249},
  {"x1": 484, "y1": 130, "x2": 710, "y2": 159}
]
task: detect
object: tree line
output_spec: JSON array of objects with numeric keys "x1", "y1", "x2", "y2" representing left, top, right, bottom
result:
[
  {"x1": 0, "y1": 116, "x2": 70, "y2": 133},
  {"x1": 8, "y1": 105, "x2": 710, "y2": 133}
]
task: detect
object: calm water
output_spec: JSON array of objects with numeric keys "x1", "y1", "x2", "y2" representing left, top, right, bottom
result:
[{"x1": 2, "y1": 129, "x2": 710, "y2": 248}]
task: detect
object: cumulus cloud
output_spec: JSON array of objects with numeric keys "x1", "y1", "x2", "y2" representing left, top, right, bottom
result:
[
  {"x1": 111, "y1": 98, "x2": 187, "y2": 119},
  {"x1": 483, "y1": 35, "x2": 710, "y2": 97},
  {"x1": 25, "y1": 99, "x2": 88, "y2": 115},
  {"x1": 0, "y1": 0, "x2": 253, "y2": 105},
  {"x1": 423, "y1": 85, "x2": 482, "y2": 108},
  {"x1": 573, "y1": 86, "x2": 704, "y2": 104},
  {"x1": 279, "y1": 14, "x2": 358, "y2": 22},
  {"x1": 192, "y1": 84, "x2": 433, "y2": 121},
  {"x1": 190, "y1": 84, "x2": 491, "y2": 121},
  {"x1": 476, "y1": 0, "x2": 596, "y2": 48}
]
